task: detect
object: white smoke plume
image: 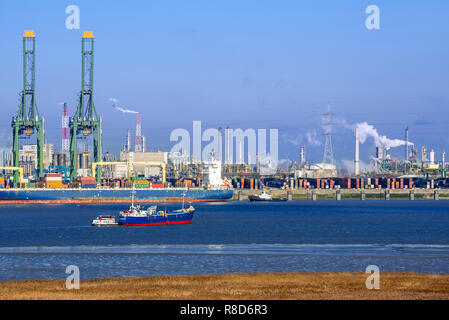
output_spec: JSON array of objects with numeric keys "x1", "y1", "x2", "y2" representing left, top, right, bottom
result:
[
  {"x1": 108, "y1": 98, "x2": 139, "y2": 114},
  {"x1": 336, "y1": 118, "x2": 413, "y2": 149},
  {"x1": 306, "y1": 130, "x2": 322, "y2": 146},
  {"x1": 355, "y1": 122, "x2": 413, "y2": 149}
]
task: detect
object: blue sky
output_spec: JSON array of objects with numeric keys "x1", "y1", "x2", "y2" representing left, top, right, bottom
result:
[{"x1": 0, "y1": 0, "x2": 448, "y2": 168}]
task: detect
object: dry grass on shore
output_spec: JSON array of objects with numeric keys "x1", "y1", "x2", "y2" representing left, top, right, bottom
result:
[{"x1": 1, "y1": 272, "x2": 448, "y2": 300}]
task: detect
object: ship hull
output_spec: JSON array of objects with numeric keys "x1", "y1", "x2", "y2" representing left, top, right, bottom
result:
[
  {"x1": 0, "y1": 188, "x2": 233, "y2": 204},
  {"x1": 119, "y1": 209, "x2": 194, "y2": 226}
]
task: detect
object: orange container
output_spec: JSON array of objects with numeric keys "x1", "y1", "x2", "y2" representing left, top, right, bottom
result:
[
  {"x1": 134, "y1": 180, "x2": 149, "y2": 184},
  {"x1": 46, "y1": 181, "x2": 62, "y2": 189}
]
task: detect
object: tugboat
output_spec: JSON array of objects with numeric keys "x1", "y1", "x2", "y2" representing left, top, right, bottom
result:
[
  {"x1": 248, "y1": 191, "x2": 288, "y2": 202},
  {"x1": 118, "y1": 189, "x2": 195, "y2": 226},
  {"x1": 92, "y1": 215, "x2": 119, "y2": 226}
]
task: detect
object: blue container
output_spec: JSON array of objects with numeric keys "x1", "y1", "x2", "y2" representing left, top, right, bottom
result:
[{"x1": 81, "y1": 184, "x2": 97, "y2": 189}]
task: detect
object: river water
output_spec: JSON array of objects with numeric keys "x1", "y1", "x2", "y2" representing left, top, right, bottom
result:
[{"x1": 0, "y1": 201, "x2": 448, "y2": 280}]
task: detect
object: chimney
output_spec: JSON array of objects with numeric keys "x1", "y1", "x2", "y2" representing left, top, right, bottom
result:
[
  {"x1": 354, "y1": 127, "x2": 360, "y2": 175},
  {"x1": 300, "y1": 146, "x2": 306, "y2": 166},
  {"x1": 405, "y1": 127, "x2": 409, "y2": 161}
]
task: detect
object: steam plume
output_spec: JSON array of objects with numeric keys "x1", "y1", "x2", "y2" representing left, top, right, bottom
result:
[{"x1": 108, "y1": 98, "x2": 139, "y2": 114}]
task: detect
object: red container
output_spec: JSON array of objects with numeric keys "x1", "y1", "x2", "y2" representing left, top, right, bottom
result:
[
  {"x1": 45, "y1": 173, "x2": 62, "y2": 177},
  {"x1": 151, "y1": 183, "x2": 164, "y2": 188}
]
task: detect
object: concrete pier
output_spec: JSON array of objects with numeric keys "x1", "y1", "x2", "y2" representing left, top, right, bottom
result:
[{"x1": 232, "y1": 188, "x2": 449, "y2": 201}]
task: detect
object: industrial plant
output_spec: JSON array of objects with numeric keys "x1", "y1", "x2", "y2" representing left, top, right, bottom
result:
[{"x1": 0, "y1": 30, "x2": 448, "y2": 203}]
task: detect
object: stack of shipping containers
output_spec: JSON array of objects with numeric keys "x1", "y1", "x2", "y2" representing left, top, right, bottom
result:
[{"x1": 45, "y1": 173, "x2": 63, "y2": 188}]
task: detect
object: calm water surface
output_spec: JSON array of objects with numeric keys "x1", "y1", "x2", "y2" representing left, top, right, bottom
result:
[{"x1": 0, "y1": 201, "x2": 448, "y2": 280}]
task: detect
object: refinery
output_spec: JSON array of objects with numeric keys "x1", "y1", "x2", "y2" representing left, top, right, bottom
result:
[{"x1": 0, "y1": 30, "x2": 448, "y2": 203}]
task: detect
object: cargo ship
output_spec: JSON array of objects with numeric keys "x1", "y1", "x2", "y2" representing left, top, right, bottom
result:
[
  {"x1": 0, "y1": 153, "x2": 233, "y2": 204},
  {"x1": 0, "y1": 188, "x2": 233, "y2": 204}
]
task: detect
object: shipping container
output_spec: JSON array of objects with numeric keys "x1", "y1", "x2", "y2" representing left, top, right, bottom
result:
[
  {"x1": 134, "y1": 184, "x2": 149, "y2": 188},
  {"x1": 133, "y1": 180, "x2": 149, "y2": 185},
  {"x1": 45, "y1": 173, "x2": 62, "y2": 178},
  {"x1": 81, "y1": 184, "x2": 97, "y2": 188},
  {"x1": 151, "y1": 183, "x2": 164, "y2": 188},
  {"x1": 46, "y1": 182, "x2": 63, "y2": 189},
  {"x1": 132, "y1": 176, "x2": 147, "y2": 181},
  {"x1": 45, "y1": 176, "x2": 62, "y2": 181}
]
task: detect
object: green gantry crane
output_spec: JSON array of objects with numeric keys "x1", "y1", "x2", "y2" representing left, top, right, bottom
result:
[
  {"x1": 69, "y1": 31, "x2": 102, "y2": 183},
  {"x1": 12, "y1": 30, "x2": 45, "y2": 185}
]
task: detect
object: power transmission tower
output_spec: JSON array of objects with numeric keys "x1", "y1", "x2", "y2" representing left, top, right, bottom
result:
[{"x1": 322, "y1": 102, "x2": 335, "y2": 165}]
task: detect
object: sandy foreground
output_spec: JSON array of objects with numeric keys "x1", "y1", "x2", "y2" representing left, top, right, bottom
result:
[{"x1": 1, "y1": 272, "x2": 448, "y2": 300}]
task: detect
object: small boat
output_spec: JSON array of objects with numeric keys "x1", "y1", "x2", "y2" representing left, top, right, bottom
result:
[
  {"x1": 92, "y1": 215, "x2": 119, "y2": 226},
  {"x1": 248, "y1": 191, "x2": 288, "y2": 202}
]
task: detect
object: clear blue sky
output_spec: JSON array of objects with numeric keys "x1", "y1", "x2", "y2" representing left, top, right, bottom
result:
[{"x1": 0, "y1": 0, "x2": 448, "y2": 168}]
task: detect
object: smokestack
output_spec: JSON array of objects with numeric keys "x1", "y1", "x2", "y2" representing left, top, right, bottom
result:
[
  {"x1": 218, "y1": 127, "x2": 223, "y2": 163},
  {"x1": 135, "y1": 114, "x2": 142, "y2": 152},
  {"x1": 405, "y1": 127, "x2": 409, "y2": 161},
  {"x1": 300, "y1": 146, "x2": 306, "y2": 166},
  {"x1": 127, "y1": 129, "x2": 131, "y2": 152},
  {"x1": 225, "y1": 126, "x2": 231, "y2": 164},
  {"x1": 354, "y1": 127, "x2": 360, "y2": 175},
  {"x1": 239, "y1": 141, "x2": 243, "y2": 164},
  {"x1": 422, "y1": 146, "x2": 428, "y2": 162},
  {"x1": 376, "y1": 146, "x2": 383, "y2": 160}
]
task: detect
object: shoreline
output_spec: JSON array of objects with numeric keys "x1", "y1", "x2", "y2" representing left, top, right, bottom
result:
[
  {"x1": 1, "y1": 272, "x2": 448, "y2": 300},
  {"x1": 0, "y1": 187, "x2": 448, "y2": 204}
]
